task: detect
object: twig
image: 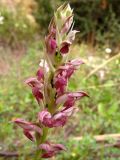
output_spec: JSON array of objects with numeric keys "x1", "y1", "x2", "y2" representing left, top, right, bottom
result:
[
  {"x1": 73, "y1": 133, "x2": 120, "y2": 142},
  {"x1": 0, "y1": 151, "x2": 33, "y2": 158},
  {"x1": 102, "y1": 142, "x2": 120, "y2": 148},
  {"x1": 105, "y1": 154, "x2": 120, "y2": 158},
  {"x1": 0, "y1": 151, "x2": 19, "y2": 157},
  {"x1": 82, "y1": 82, "x2": 120, "y2": 90},
  {"x1": 85, "y1": 52, "x2": 120, "y2": 79}
]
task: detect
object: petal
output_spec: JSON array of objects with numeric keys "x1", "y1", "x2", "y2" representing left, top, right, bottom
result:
[
  {"x1": 53, "y1": 144, "x2": 66, "y2": 151},
  {"x1": 25, "y1": 78, "x2": 43, "y2": 103},
  {"x1": 39, "y1": 142, "x2": 66, "y2": 158},
  {"x1": 64, "y1": 96, "x2": 75, "y2": 107},
  {"x1": 48, "y1": 17, "x2": 56, "y2": 36},
  {"x1": 67, "y1": 30, "x2": 79, "y2": 43},
  {"x1": 23, "y1": 130, "x2": 34, "y2": 142},
  {"x1": 54, "y1": 76, "x2": 67, "y2": 95},
  {"x1": 45, "y1": 35, "x2": 57, "y2": 55},
  {"x1": 38, "y1": 110, "x2": 53, "y2": 128},
  {"x1": 39, "y1": 143, "x2": 52, "y2": 152},
  {"x1": 42, "y1": 151, "x2": 55, "y2": 158},
  {"x1": 38, "y1": 110, "x2": 51, "y2": 122},
  {"x1": 56, "y1": 91, "x2": 88, "y2": 107},
  {"x1": 60, "y1": 42, "x2": 71, "y2": 54},
  {"x1": 39, "y1": 59, "x2": 49, "y2": 72},
  {"x1": 66, "y1": 58, "x2": 84, "y2": 68},
  {"x1": 25, "y1": 77, "x2": 41, "y2": 88},
  {"x1": 14, "y1": 118, "x2": 42, "y2": 135},
  {"x1": 56, "y1": 58, "x2": 84, "y2": 79},
  {"x1": 62, "y1": 107, "x2": 76, "y2": 116},
  {"x1": 56, "y1": 93, "x2": 68, "y2": 104},
  {"x1": 53, "y1": 115, "x2": 67, "y2": 127},
  {"x1": 61, "y1": 16, "x2": 73, "y2": 34},
  {"x1": 36, "y1": 68, "x2": 44, "y2": 81},
  {"x1": 14, "y1": 118, "x2": 33, "y2": 130},
  {"x1": 39, "y1": 143, "x2": 55, "y2": 158},
  {"x1": 68, "y1": 91, "x2": 89, "y2": 99},
  {"x1": 51, "y1": 39, "x2": 57, "y2": 51},
  {"x1": 54, "y1": 59, "x2": 84, "y2": 95},
  {"x1": 32, "y1": 87, "x2": 43, "y2": 104},
  {"x1": 31, "y1": 125, "x2": 43, "y2": 135},
  {"x1": 38, "y1": 110, "x2": 67, "y2": 128}
]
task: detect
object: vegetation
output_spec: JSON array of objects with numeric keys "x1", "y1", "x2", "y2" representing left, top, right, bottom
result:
[{"x1": 0, "y1": 3, "x2": 37, "y2": 47}]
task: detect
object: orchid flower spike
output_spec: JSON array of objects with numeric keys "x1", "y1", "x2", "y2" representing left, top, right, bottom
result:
[{"x1": 13, "y1": 3, "x2": 88, "y2": 159}]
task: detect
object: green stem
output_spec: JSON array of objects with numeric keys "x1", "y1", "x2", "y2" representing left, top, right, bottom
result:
[
  {"x1": 34, "y1": 150, "x2": 42, "y2": 160},
  {"x1": 34, "y1": 127, "x2": 49, "y2": 160}
]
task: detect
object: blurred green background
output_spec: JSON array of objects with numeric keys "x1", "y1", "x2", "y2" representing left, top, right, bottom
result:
[{"x1": 0, "y1": 0, "x2": 120, "y2": 159}]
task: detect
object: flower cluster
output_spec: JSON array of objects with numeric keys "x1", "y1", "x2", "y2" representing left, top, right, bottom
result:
[{"x1": 13, "y1": 3, "x2": 88, "y2": 159}]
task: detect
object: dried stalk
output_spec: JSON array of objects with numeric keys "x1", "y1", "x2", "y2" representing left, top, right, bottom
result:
[
  {"x1": 73, "y1": 133, "x2": 120, "y2": 142},
  {"x1": 85, "y1": 52, "x2": 120, "y2": 79}
]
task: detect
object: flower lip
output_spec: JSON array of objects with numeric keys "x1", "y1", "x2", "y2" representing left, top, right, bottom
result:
[
  {"x1": 13, "y1": 118, "x2": 43, "y2": 141},
  {"x1": 56, "y1": 91, "x2": 89, "y2": 105},
  {"x1": 39, "y1": 142, "x2": 66, "y2": 158},
  {"x1": 13, "y1": 118, "x2": 43, "y2": 135},
  {"x1": 38, "y1": 109, "x2": 67, "y2": 128},
  {"x1": 54, "y1": 58, "x2": 84, "y2": 95},
  {"x1": 60, "y1": 42, "x2": 71, "y2": 54},
  {"x1": 38, "y1": 105, "x2": 77, "y2": 128},
  {"x1": 25, "y1": 76, "x2": 44, "y2": 104},
  {"x1": 57, "y1": 58, "x2": 84, "y2": 71},
  {"x1": 24, "y1": 77, "x2": 43, "y2": 89}
]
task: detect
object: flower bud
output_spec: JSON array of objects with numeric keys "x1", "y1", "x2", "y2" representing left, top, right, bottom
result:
[
  {"x1": 45, "y1": 35, "x2": 57, "y2": 55},
  {"x1": 56, "y1": 3, "x2": 73, "y2": 28},
  {"x1": 39, "y1": 142, "x2": 66, "y2": 158}
]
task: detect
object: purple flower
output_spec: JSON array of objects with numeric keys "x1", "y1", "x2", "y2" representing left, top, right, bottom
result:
[
  {"x1": 54, "y1": 59, "x2": 84, "y2": 95},
  {"x1": 36, "y1": 68, "x2": 44, "y2": 81},
  {"x1": 13, "y1": 118, "x2": 42, "y2": 141},
  {"x1": 54, "y1": 74, "x2": 67, "y2": 95},
  {"x1": 38, "y1": 107, "x2": 75, "y2": 128},
  {"x1": 39, "y1": 142, "x2": 66, "y2": 158},
  {"x1": 25, "y1": 77, "x2": 43, "y2": 104},
  {"x1": 45, "y1": 34, "x2": 57, "y2": 55},
  {"x1": 38, "y1": 110, "x2": 67, "y2": 128},
  {"x1": 56, "y1": 91, "x2": 89, "y2": 108}
]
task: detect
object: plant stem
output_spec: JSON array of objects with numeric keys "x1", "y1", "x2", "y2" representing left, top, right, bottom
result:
[
  {"x1": 34, "y1": 127, "x2": 49, "y2": 160},
  {"x1": 34, "y1": 150, "x2": 42, "y2": 160}
]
